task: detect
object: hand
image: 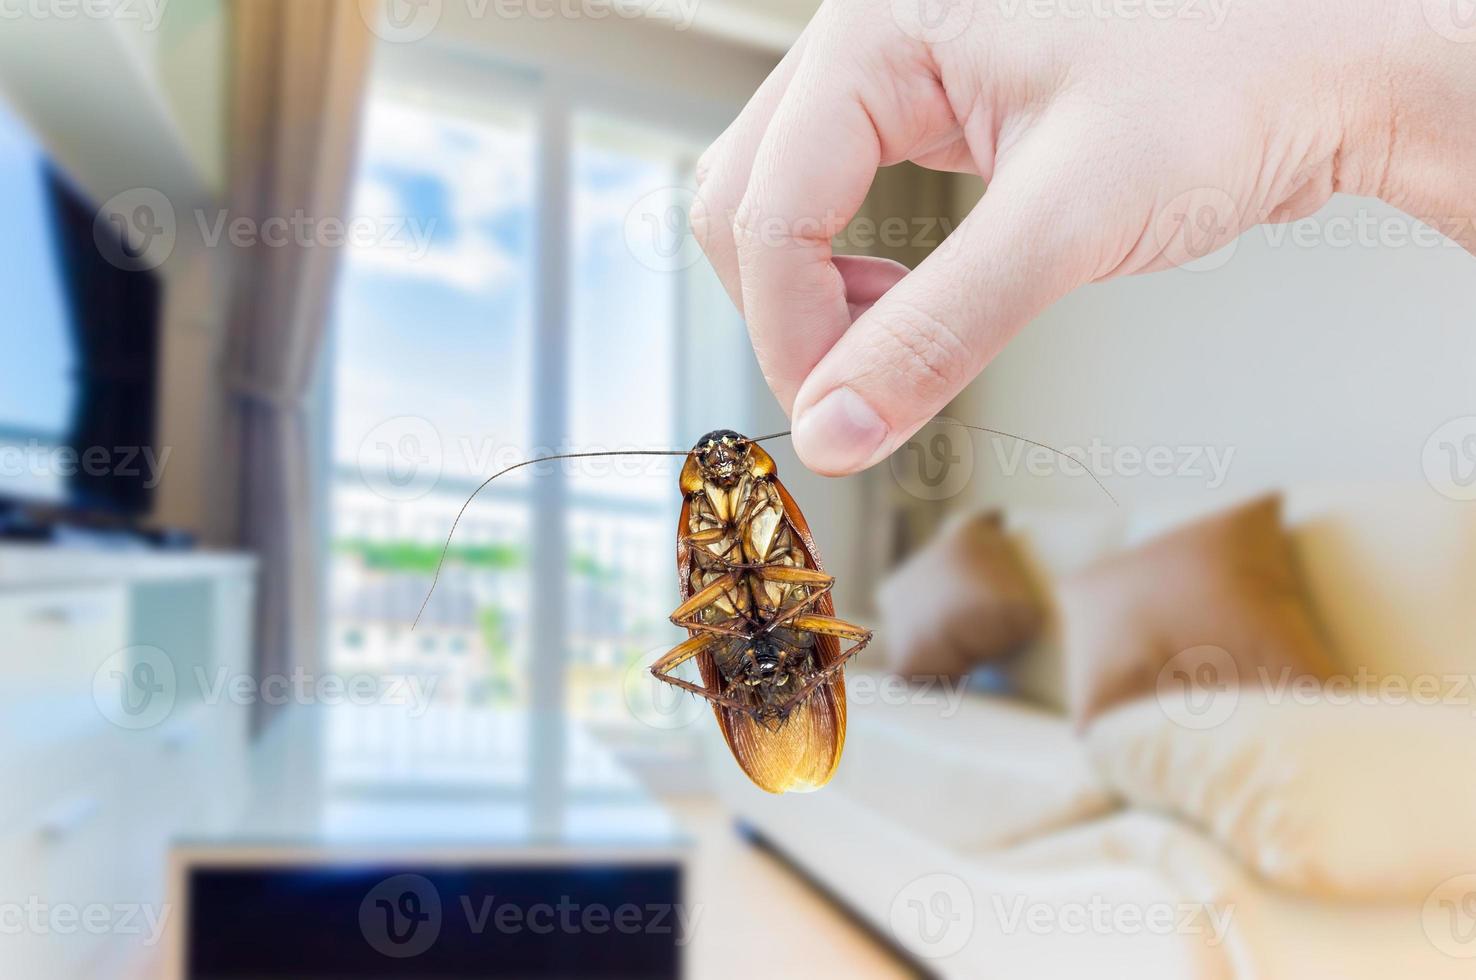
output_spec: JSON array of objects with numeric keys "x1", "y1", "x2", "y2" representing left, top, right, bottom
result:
[{"x1": 691, "y1": 0, "x2": 1476, "y2": 475}]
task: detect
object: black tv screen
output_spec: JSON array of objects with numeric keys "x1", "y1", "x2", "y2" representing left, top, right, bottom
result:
[{"x1": 0, "y1": 97, "x2": 163, "y2": 516}]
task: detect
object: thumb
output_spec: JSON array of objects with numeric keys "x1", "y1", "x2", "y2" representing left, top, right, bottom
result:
[{"x1": 790, "y1": 140, "x2": 1113, "y2": 476}]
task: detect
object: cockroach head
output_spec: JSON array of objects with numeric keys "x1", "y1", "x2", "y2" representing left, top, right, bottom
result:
[{"x1": 692, "y1": 429, "x2": 750, "y2": 488}]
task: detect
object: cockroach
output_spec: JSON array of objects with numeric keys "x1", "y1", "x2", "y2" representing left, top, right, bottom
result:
[
  {"x1": 413, "y1": 421, "x2": 1114, "y2": 795},
  {"x1": 654, "y1": 429, "x2": 870, "y2": 794}
]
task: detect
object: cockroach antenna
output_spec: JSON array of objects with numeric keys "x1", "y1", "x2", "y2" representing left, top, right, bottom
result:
[
  {"x1": 411, "y1": 446, "x2": 696, "y2": 631},
  {"x1": 942, "y1": 421, "x2": 1119, "y2": 507},
  {"x1": 412, "y1": 422, "x2": 1113, "y2": 631}
]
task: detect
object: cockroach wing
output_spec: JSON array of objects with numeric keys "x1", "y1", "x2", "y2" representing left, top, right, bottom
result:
[{"x1": 677, "y1": 477, "x2": 848, "y2": 795}]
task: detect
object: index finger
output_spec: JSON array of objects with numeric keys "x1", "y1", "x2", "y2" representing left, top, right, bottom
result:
[{"x1": 734, "y1": 63, "x2": 881, "y2": 411}]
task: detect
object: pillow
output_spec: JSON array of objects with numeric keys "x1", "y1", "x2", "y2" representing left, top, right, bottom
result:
[
  {"x1": 1058, "y1": 493, "x2": 1336, "y2": 726},
  {"x1": 1087, "y1": 691, "x2": 1476, "y2": 900},
  {"x1": 833, "y1": 692, "x2": 1116, "y2": 852},
  {"x1": 994, "y1": 507, "x2": 1127, "y2": 710},
  {"x1": 875, "y1": 511, "x2": 1043, "y2": 679}
]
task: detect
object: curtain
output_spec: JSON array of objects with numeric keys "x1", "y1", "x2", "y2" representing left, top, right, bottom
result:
[{"x1": 221, "y1": 0, "x2": 373, "y2": 732}]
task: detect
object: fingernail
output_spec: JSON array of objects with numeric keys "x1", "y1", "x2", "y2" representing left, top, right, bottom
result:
[{"x1": 793, "y1": 388, "x2": 889, "y2": 475}]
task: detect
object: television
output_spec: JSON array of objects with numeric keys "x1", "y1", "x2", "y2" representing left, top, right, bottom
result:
[{"x1": 0, "y1": 96, "x2": 164, "y2": 519}]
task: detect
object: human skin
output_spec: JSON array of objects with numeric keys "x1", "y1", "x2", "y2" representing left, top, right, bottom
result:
[{"x1": 689, "y1": 0, "x2": 1476, "y2": 475}]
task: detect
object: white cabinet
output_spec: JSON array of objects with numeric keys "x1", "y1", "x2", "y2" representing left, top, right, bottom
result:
[{"x1": 0, "y1": 547, "x2": 256, "y2": 979}]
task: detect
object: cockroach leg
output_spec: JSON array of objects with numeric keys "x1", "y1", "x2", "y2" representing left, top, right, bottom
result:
[
  {"x1": 649, "y1": 634, "x2": 755, "y2": 712},
  {"x1": 754, "y1": 565, "x2": 833, "y2": 586},
  {"x1": 680, "y1": 527, "x2": 727, "y2": 549},
  {"x1": 752, "y1": 564, "x2": 836, "y2": 633},
  {"x1": 668, "y1": 571, "x2": 753, "y2": 638},
  {"x1": 788, "y1": 614, "x2": 873, "y2": 644},
  {"x1": 765, "y1": 631, "x2": 873, "y2": 720},
  {"x1": 754, "y1": 612, "x2": 875, "y2": 719},
  {"x1": 650, "y1": 632, "x2": 717, "y2": 675}
]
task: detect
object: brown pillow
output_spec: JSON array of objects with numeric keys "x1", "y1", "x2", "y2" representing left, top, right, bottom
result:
[
  {"x1": 1060, "y1": 494, "x2": 1336, "y2": 727},
  {"x1": 876, "y1": 511, "x2": 1043, "y2": 678}
]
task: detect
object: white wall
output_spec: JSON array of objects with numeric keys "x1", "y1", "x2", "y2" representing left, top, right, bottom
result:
[
  {"x1": 426, "y1": 4, "x2": 779, "y2": 109},
  {"x1": 950, "y1": 193, "x2": 1476, "y2": 512}
]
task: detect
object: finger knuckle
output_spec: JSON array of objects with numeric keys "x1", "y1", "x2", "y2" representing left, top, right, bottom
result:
[
  {"x1": 688, "y1": 191, "x2": 714, "y2": 250},
  {"x1": 876, "y1": 299, "x2": 972, "y2": 393}
]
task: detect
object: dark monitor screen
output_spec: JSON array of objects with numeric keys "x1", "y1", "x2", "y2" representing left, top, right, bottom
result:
[{"x1": 0, "y1": 95, "x2": 162, "y2": 516}]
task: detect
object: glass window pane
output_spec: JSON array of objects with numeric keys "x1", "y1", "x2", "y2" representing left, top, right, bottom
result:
[
  {"x1": 565, "y1": 115, "x2": 703, "y2": 734},
  {"x1": 329, "y1": 91, "x2": 536, "y2": 724}
]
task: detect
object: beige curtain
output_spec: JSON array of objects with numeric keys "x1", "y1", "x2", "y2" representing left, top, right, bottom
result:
[{"x1": 221, "y1": 0, "x2": 373, "y2": 731}]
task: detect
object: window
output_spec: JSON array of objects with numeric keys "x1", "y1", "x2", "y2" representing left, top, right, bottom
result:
[
  {"x1": 564, "y1": 114, "x2": 695, "y2": 733},
  {"x1": 330, "y1": 88, "x2": 537, "y2": 714},
  {"x1": 327, "y1": 57, "x2": 751, "y2": 782}
]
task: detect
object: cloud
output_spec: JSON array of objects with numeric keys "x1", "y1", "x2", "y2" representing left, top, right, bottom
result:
[{"x1": 346, "y1": 100, "x2": 534, "y2": 294}]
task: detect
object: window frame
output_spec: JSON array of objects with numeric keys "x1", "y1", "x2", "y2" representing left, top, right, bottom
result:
[{"x1": 323, "y1": 43, "x2": 758, "y2": 800}]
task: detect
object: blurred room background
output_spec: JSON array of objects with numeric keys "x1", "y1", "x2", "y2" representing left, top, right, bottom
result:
[{"x1": 1, "y1": 1, "x2": 1474, "y2": 978}]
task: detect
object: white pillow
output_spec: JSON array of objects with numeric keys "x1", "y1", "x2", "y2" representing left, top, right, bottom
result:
[
  {"x1": 834, "y1": 689, "x2": 1116, "y2": 852},
  {"x1": 1085, "y1": 689, "x2": 1476, "y2": 900}
]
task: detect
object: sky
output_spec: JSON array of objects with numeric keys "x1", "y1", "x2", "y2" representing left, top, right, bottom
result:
[
  {"x1": 333, "y1": 96, "x2": 691, "y2": 502},
  {"x1": 333, "y1": 98, "x2": 537, "y2": 480},
  {"x1": 0, "y1": 100, "x2": 76, "y2": 439}
]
